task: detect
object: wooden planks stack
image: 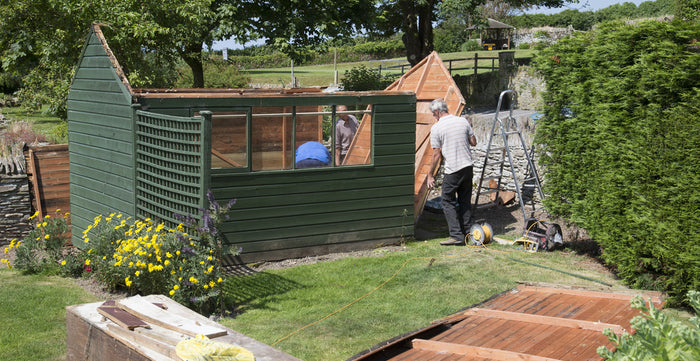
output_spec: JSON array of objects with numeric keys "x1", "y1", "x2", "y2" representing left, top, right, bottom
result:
[
  {"x1": 351, "y1": 285, "x2": 665, "y2": 361},
  {"x1": 66, "y1": 294, "x2": 302, "y2": 361}
]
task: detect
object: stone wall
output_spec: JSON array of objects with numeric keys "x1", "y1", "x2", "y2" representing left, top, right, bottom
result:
[{"x1": 0, "y1": 174, "x2": 32, "y2": 244}]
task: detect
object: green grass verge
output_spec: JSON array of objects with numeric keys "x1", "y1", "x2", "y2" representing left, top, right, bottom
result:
[
  {"x1": 220, "y1": 240, "x2": 623, "y2": 361},
  {"x1": 1, "y1": 106, "x2": 65, "y2": 143},
  {"x1": 0, "y1": 270, "x2": 98, "y2": 361},
  {"x1": 245, "y1": 49, "x2": 535, "y2": 87}
]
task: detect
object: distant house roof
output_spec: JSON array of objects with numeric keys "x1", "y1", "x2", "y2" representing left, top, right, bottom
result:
[{"x1": 467, "y1": 18, "x2": 515, "y2": 30}]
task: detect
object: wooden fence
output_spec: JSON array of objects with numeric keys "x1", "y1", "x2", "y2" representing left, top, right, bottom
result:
[
  {"x1": 24, "y1": 144, "x2": 71, "y2": 231},
  {"x1": 378, "y1": 53, "x2": 501, "y2": 77}
]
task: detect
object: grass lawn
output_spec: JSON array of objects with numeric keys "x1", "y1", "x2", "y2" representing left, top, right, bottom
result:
[
  {"x1": 244, "y1": 49, "x2": 534, "y2": 87},
  {"x1": 0, "y1": 269, "x2": 99, "y2": 361},
  {"x1": 1, "y1": 106, "x2": 64, "y2": 143}
]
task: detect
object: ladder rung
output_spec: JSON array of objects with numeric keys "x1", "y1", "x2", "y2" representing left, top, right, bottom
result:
[
  {"x1": 479, "y1": 189, "x2": 500, "y2": 195},
  {"x1": 522, "y1": 177, "x2": 538, "y2": 182},
  {"x1": 485, "y1": 161, "x2": 504, "y2": 167},
  {"x1": 481, "y1": 176, "x2": 501, "y2": 181},
  {"x1": 475, "y1": 202, "x2": 498, "y2": 210},
  {"x1": 487, "y1": 147, "x2": 505, "y2": 152}
]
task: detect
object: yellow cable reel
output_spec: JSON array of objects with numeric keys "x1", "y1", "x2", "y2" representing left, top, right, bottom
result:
[{"x1": 468, "y1": 222, "x2": 493, "y2": 246}]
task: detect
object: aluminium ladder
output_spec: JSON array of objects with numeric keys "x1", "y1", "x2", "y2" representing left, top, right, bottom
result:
[{"x1": 473, "y1": 90, "x2": 545, "y2": 223}]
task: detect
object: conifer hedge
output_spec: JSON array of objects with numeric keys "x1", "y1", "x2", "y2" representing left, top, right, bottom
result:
[{"x1": 533, "y1": 19, "x2": 700, "y2": 305}]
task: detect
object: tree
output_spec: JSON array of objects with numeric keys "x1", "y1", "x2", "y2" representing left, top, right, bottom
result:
[
  {"x1": 374, "y1": 0, "x2": 573, "y2": 66},
  {"x1": 0, "y1": 0, "x2": 374, "y2": 117}
]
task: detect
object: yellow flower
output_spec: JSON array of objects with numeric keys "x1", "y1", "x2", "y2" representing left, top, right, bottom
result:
[
  {"x1": 203, "y1": 285, "x2": 209, "y2": 289},
  {"x1": 29, "y1": 211, "x2": 39, "y2": 220},
  {"x1": 84, "y1": 259, "x2": 91, "y2": 266},
  {"x1": 135, "y1": 270, "x2": 140, "y2": 277},
  {"x1": 164, "y1": 260, "x2": 170, "y2": 266},
  {"x1": 3, "y1": 248, "x2": 7, "y2": 254},
  {"x1": 44, "y1": 234, "x2": 50, "y2": 239},
  {"x1": 207, "y1": 255, "x2": 213, "y2": 261},
  {"x1": 61, "y1": 260, "x2": 66, "y2": 266},
  {"x1": 169, "y1": 290, "x2": 175, "y2": 296},
  {"x1": 176, "y1": 250, "x2": 181, "y2": 255},
  {"x1": 217, "y1": 277, "x2": 223, "y2": 283},
  {"x1": 56, "y1": 209, "x2": 61, "y2": 212},
  {"x1": 189, "y1": 277, "x2": 198, "y2": 284},
  {"x1": 173, "y1": 285, "x2": 179, "y2": 290},
  {"x1": 166, "y1": 252, "x2": 173, "y2": 258},
  {"x1": 209, "y1": 281, "x2": 215, "y2": 288},
  {"x1": 84, "y1": 237, "x2": 90, "y2": 243},
  {"x1": 125, "y1": 277, "x2": 132, "y2": 287},
  {"x1": 41, "y1": 222, "x2": 47, "y2": 227},
  {"x1": 44, "y1": 215, "x2": 50, "y2": 219}
]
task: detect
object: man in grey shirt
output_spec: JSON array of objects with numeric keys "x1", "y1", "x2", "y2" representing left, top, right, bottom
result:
[
  {"x1": 426, "y1": 98, "x2": 477, "y2": 245},
  {"x1": 335, "y1": 105, "x2": 359, "y2": 165}
]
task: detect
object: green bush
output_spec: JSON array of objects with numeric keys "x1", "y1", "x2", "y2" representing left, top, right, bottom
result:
[
  {"x1": 10, "y1": 210, "x2": 73, "y2": 275},
  {"x1": 518, "y1": 42, "x2": 531, "y2": 50},
  {"x1": 341, "y1": 65, "x2": 395, "y2": 91},
  {"x1": 460, "y1": 40, "x2": 481, "y2": 52},
  {"x1": 176, "y1": 58, "x2": 249, "y2": 88},
  {"x1": 532, "y1": 19, "x2": 700, "y2": 305},
  {"x1": 79, "y1": 191, "x2": 238, "y2": 314},
  {"x1": 598, "y1": 291, "x2": 700, "y2": 360}
]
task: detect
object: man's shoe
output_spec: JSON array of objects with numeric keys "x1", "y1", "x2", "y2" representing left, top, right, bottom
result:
[{"x1": 440, "y1": 238, "x2": 464, "y2": 246}]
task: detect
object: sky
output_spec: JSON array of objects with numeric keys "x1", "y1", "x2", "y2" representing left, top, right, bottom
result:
[{"x1": 212, "y1": 0, "x2": 649, "y2": 50}]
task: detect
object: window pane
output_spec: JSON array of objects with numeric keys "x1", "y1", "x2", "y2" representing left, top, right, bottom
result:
[
  {"x1": 295, "y1": 106, "x2": 330, "y2": 169},
  {"x1": 338, "y1": 104, "x2": 372, "y2": 166},
  {"x1": 207, "y1": 111, "x2": 247, "y2": 169},
  {"x1": 251, "y1": 106, "x2": 293, "y2": 171}
]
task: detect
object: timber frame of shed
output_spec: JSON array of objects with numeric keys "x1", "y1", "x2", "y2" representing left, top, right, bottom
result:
[{"x1": 67, "y1": 24, "x2": 416, "y2": 263}]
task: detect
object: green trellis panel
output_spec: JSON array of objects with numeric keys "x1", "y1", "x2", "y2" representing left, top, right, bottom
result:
[{"x1": 134, "y1": 110, "x2": 211, "y2": 227}]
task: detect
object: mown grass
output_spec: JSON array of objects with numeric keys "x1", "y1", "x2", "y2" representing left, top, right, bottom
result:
[
  {"x1": 1, "y1": 106, "x2": 64, "y2": 142},
  {"x1": 220, "y1": 239, "x2": 624, "y2": 361},
  {"x1": 0, "y1": 270, "x2": 98, "y2": 361},
  {"x1": 244, "y1": 49, "x2": 535, "y2": 87}
]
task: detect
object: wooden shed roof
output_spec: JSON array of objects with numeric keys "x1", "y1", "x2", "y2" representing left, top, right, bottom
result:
[{"x1": 350, "y1": 285, "x2": 664, "y2": 361}]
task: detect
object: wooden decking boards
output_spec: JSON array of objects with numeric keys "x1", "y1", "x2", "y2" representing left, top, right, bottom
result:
[{"x1": 350, "y1": 285, "x2": 664, "y2": 361}]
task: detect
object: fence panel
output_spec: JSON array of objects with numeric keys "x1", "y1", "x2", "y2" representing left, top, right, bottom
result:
[{"x1": 134, "y1": 110, "x2": 211, "y2": 227}]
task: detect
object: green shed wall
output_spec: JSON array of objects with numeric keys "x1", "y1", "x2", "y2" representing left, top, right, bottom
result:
[
  {"x1": 67, "y1": 30, "x2": 135, "y2": 245},
  {"x1": 138, "y1": 95, "x2": 416, "y2": 262}
]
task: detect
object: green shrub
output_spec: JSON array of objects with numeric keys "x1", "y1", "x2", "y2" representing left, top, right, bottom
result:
[
  {"x1": 341, "y1": 65, "x2": 394, "y2": 91},
  {"x1": 79, "y1": 191, "x2": 238, "y2": 314},
  {"x1": 532, "y1": 41, "x2": 549, "y2": 50},
  {"x1": 10, "y1": 210, "x2": 72, "y2": 275},
  {"x1": 460, "y1": 40, "x2": 481, "y2": 52},
  {"x1": 176, "y1": 58, "x2": 249, "y2": 88},
  {"x1": 518, "y1": 42, "x2": 531, "y2": 50},
  {"x1": 533, "y1": 19, "x2": 700, "y2": 305},
  {"x1": 598, "y1": 291, "x2": 700, "y2": 360}
]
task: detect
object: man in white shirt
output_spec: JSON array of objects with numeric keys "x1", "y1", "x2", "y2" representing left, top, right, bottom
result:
[{"x1": 426, "y1": 99, "x2": 477, "y2": 245}]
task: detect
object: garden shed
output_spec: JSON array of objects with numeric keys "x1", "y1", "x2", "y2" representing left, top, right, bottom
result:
[{"x1": 67, "y1": 24, "x2": 416, "y2": 263}]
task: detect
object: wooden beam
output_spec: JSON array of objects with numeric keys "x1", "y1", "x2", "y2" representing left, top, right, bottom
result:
[
  {"x1": 211, "y1": 148, "x2": 242, "y2": 167},
  {"x1": 518, "y1": 285, "x2": 665, "y2": 306},
  {"x1": 412, "y1": 339, "x2": 562, "y2": 361},
  {"x1": 27, "y1": 149, "x2": 43, "y2": 219},
  {"x1": 464, "y1": 308, "x2": 625, "y2": 334},
  {"x1": 118, "y1": 295, "x2": 227, "y2": 338}
]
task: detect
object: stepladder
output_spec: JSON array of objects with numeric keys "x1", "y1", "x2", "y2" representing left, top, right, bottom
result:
[{"x1": 473, "y1": 91, "x2": 562, "y2": 251}]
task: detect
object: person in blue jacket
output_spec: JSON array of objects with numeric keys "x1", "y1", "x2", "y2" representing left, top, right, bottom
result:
[{"x1": 295, "y1": 141, "x2": 331, "y2": 168}]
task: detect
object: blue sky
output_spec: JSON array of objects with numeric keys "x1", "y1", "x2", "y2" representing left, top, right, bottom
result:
[{"x1": 212, "y1": 1, "x2": 648, "y2": 50}]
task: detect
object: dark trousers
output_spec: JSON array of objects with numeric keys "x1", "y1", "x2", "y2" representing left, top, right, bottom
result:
[{"x1": 441, "y1": 166, "x2": 473, "y2": 241}]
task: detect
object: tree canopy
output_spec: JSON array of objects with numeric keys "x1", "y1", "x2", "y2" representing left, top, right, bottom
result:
[{"x1": 373, "y1": 0, "x2": 571, "y2": 66}]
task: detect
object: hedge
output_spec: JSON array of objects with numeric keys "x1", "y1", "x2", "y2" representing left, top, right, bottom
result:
[{"x1": 532, "y1": 19, "x2": 700, "y2": 305}]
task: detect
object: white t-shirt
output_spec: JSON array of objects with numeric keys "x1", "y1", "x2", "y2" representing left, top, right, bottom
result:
[{"x1": 430, "y1": 114, "x2": 475, "y2": 174}]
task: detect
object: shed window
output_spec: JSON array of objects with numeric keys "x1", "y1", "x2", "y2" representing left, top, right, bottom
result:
[
  {"x1": 207, "y1": 104, "x2": 372, "y2": 171},
  {"x1": 208, "y1": 110, "x2": 248, "y2": 168}
]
